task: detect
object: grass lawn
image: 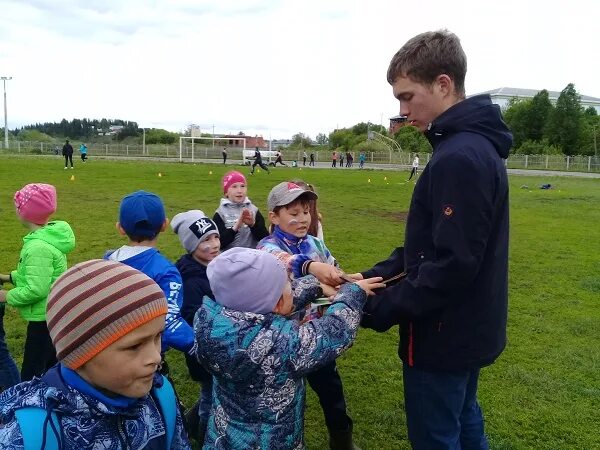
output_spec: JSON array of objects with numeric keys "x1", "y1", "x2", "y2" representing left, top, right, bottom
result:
[{"x1": 1, "y1": 156, "x2": 599, "y2": 449}]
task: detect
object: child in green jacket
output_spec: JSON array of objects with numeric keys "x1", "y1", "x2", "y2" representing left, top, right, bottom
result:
[{"x1": 0, "y1": 183, "x2": 76, "y2": 381}]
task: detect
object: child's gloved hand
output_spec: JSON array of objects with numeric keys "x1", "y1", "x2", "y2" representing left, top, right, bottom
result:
[
  {"x1": 0, "y1": 290, "x2": 7, "y2": 303},
  {"x1": 354, "y1": 277, "x2": 385, "y2": 296}
]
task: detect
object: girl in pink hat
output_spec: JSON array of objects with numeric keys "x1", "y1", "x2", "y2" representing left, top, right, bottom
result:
[
  {"x1": 0, "y1": 183, "x2": 76, "y2": 381},
  {"x1": 213, "y1": 170, "x2": 269, "y2": 251}
]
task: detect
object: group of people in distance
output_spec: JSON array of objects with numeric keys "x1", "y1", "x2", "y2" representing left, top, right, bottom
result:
[
  {"x1": 59, "y1": 139, "x2": 88, "y2": 169},
  {"x1": 0, "y1": 28, "x2": 511, "y2": 450}
]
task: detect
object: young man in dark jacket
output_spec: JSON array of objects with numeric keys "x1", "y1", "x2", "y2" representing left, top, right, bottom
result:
[{"x1": 355, "y1": 30, "x2": 512, "y2": 450}]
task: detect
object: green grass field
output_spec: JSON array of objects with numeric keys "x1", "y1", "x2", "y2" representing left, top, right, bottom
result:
[{"x1": 1, "y1": 156, "x2": 599, "y2": 449}]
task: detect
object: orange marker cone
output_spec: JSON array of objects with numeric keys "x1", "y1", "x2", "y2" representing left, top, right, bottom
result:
[
  {"x1": 158, "y1": 172, "x2": 162, "y2": 177},
  {"x1": 209, "y1": 170, "x2": 213, "y2": 175},
  {"x1": 368, "y1": 178, "x2": 371, "y2": 183},
  {"x1": 70, "y1": 175, "x2": 75, "y2": 181}
]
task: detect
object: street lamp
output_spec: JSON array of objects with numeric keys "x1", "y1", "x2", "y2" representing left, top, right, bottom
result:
[{"x1": 1, "y1": 76, "x2": 12, "y2": 149}]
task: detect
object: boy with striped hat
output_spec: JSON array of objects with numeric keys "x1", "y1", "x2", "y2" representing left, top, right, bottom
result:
[{"x1": 0, "y1": 259, "x2": 191, "y2": 449}]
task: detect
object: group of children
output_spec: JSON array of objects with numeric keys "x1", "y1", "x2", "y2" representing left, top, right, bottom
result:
[{"x1": 0, "y1": 171, "x2": 384, "y2": 449}]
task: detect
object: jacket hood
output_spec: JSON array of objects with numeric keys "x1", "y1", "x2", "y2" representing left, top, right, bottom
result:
[
  {"x1": 24, "y1": 220, "x2": 76, "y2": 254},
  {"x1": 176, "y1": 253, "x2": 208, "y2": 277},
  {"x1": 105, "y1": 246, "x2": 157, "y2": 264},
  {"x1": 219, "y1": 197, "x2": 252, "y2": 208},
  {"x1": 426, "y1": 94, "x2": 513, "y2": 158}
]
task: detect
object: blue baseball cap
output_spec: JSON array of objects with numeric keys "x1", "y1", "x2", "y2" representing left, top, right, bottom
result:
[{"x1": 119, "y1": 191, "x2": 166, "y2": 238}]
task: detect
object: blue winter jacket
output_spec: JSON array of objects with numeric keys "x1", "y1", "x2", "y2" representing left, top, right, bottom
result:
[
  {"x1": 105, "y1": 246, "x2": 195, "y2": 355},
  {"x1": 361, "y1": 94, "x2": 512, "y2": 371},
  {"x1": 0, "y1": 365, "x2": 191, "y2": 449},
  {"x1": 194, "y1": 276, "x2": 368, "y2": 449},
  {"x1": 258, "y1": 226, "x2": 338, "y2": 279}
]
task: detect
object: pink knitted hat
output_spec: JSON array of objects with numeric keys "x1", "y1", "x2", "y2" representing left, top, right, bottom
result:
[
  {"x1": 14, "y1": 183, "x2": 57, "y2": 225},
  {"x1": 222, "y1": 171, "x2": 246, "y2": 194}
]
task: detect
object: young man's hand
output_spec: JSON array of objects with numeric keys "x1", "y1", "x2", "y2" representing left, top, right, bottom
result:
[{"x1": 354, "y1": 277, "x2": 385, "y2": 296}]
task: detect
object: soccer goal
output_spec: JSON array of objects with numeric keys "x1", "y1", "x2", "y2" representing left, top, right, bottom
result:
[{"x1": 179, "y1": 136, "x2": 246, "y2": 163}]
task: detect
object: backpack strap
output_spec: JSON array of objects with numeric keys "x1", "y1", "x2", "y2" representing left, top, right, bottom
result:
[
  {"x1": 14, "y1": 408, "x2": 61, "y2": 450},
  {"x1": 152, "y1": 375, "x2": 177, "y2": 449}
]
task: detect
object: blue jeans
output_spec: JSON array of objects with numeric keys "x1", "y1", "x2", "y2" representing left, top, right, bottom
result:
[
  {"x1": 0, "y1": 305, "x2": 20, "y2": 390},
  {"x1": 403, "y1": 363, "x2": 489, "y2": 450}
]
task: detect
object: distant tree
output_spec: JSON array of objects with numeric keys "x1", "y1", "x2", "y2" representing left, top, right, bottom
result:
[
  {"x1": 546, "y1": 83, "x2": 583, "y2": 155},
  {"x1": 315, "y1": 133, "x2": 328, "y2": 145},
  {"x1": 393, "y1": 126, "x2": 432, "y2": 153},
  {"x1": 528, "y1": 90, "x2": 553, "y2": 142},
  {"x1": 503, "y1": 98, "x2": 533, "y2": 149},
  {"x1": 291, "y1": 132, "x2": 312, "y2": 147}
]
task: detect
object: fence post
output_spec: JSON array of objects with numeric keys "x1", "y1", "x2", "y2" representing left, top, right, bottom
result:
[
  {"x1": 545, "y1": 155, "x2": 549, "y2": 169},
  {"x1": 126, "y1": 145, "x2": 129, "y2": 156},
  {"x1": 105, "y1": 144, "x2": 108, "y2": 156},
  {"x1": 166, "y1": 145, "x2": 169, "y2": 157},
  {"x1": 18, "y1": 141, "x2": 20, "y2": 152},
  {"x1": 588, "y1": 156, "x2": 591, "y2": 172},
  {"x1": 566, "y1": 156, "x2": 570, "y2": 170},
  {"x1": 525, "y1": 155, "x2": 528, "y2": 168}
]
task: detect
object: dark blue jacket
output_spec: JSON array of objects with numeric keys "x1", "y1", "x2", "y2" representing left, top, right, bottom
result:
[
  {"x1": 362, "y1": 95, "x2": 512, "y2": 371},
  {"x1": 175, "y1": 253, "x2": 213, "y2": 382},
  {"x1": 0, "y1": 365, "x2": 190, "y2": 449}
]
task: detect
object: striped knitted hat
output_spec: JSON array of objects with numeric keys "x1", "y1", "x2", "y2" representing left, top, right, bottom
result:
[{"x1": 47, "y1": 259, "x2": 168, "y2": 370}]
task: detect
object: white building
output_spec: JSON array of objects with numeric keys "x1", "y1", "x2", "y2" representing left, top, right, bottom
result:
[{"x1": 474, "y1": 87, "x2": 600, "y2": 114}]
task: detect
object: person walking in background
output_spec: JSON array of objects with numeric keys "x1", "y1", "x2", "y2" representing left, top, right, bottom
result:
[
  {"x1": 339, "y1": 152, "x2": 344, "y2": 168},
  {"x1": 303, "y1": 150, "x2": 308, "y2": 166},
  {"x1": 309, "y1": 152, "x2": 315, "y2": 166},
  {"x1": 346, "y1": 151, "x2": 353, "y2": 167},
  {"x1": 331, "y1": 150, "x2": 337, "y2": 168},
  {"x1": 359, "y1": 151, "x2": 366, "y2": 169},
  {"x1": 407, "y1": 153, "x2": 419, "y2": 181},
  {"x1": 250, "y1": 147, "x2": 270, "y2": 174},
  {"x1": 79, "y1": 143, "x2": 88, "y2": 162},
  {"x1": 62, "y1": 139, "x2": 74, "y2": 169},
  {"x1": 222, "y1": 147, "x2": 227, "y2": 164},
  {"x1": 274, "y1": 149, "x2": 288, "y2": 166}
]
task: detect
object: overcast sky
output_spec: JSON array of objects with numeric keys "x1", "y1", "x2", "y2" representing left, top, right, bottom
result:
[{"x1": 1, "y1": 0, "x2": 598, "y2": 139}]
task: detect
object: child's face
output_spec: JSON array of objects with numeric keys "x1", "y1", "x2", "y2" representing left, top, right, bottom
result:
[
  {"x1": 269, "y1": 203, "x2": 311, "y2": 238},
  {"x1": 192, "y1": 234, "x2": 221, "y2": 265},
  {"x1": 77, "y1": 315, "x2": 164, "y2": 398},
  {"x1": 274, "y1": 281, "x2": 293, "y2": 315},
  {"x1": 225, "y1": 182, "x2": 247, "y2": 204}
]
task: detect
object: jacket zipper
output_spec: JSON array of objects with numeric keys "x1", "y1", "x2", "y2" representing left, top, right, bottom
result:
[{"x1": 117, "y1": 417, "x2": 129, "y2": 449}]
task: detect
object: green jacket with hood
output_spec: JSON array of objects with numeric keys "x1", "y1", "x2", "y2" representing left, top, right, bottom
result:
[{"x1": 7, "y1": 220, "x2": 76, "y2": 321}]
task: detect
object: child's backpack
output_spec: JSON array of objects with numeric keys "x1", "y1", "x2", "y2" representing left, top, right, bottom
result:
[{"x1": 14, "y1": 374, "x2": 177, "y2": 450}]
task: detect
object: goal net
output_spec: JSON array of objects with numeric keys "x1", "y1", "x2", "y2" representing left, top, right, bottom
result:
[{"x1": 179, "y1": 136, "x2": 246, "y2": 163}]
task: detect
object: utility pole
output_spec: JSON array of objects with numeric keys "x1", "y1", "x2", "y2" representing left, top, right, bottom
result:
[{"x1": 1, "y1": 76, "x2": 12, "y2": 149}]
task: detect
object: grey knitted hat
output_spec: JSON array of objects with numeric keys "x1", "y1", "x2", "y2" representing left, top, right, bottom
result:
[{"x1": 171, "y1": 210, "x2": 219, "y2": 253}]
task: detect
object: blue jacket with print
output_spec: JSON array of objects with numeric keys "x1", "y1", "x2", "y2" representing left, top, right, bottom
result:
[
  {"x1": 194, "y1": 277, "x2": 367, "y2": 449},
  {"x1": 105, "y1": 247, "x2": 195, "y2": 355},
  {"x1": 257, "y1": 226, "x2": 338, "y2": 279},
  {"x1": 0, "y1": 365, "x2": 190, "y2": 450}
]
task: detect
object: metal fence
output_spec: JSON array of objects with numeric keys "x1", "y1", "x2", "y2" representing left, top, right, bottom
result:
[{"x1": 1, "y1": 140, "x2": 599, "y2": 172}]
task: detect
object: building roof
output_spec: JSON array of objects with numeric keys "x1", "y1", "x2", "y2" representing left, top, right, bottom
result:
[{"x1": 474, "y1": 87, "x2": 600, "y2": 104}]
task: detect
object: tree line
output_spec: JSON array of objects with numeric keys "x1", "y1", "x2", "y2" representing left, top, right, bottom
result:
[{"x1": 503, "y1": 83, "x2": 599, "y2": 156}]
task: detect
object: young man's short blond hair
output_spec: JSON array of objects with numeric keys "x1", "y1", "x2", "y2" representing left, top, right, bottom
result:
[{"x1": 387, "y1": 29, "x2": 467, "y2": 97}]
